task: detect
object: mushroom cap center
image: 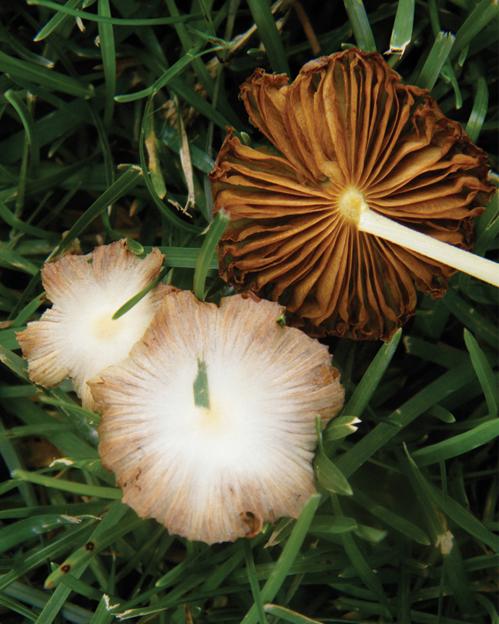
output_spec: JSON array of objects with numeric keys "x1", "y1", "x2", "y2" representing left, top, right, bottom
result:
[{"x1": 337, "y1": 187, "x2": 367, "y2": 225}]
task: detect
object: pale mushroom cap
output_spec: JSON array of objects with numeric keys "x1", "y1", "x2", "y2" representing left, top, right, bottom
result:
[
  {"x1": 89, "y1": 291, "x2": 344, "y2": 545},
  {"x1": 16, "y1": 240, "x2": 172, "y2": 411}
]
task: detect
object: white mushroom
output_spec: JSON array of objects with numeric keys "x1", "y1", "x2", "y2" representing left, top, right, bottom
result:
[
  {"x1": 17, "y1": 240, "x2": 172, "y2": 411},
  {"x1": 89, "y1": 290, "x2": 344, "y2": 544}
]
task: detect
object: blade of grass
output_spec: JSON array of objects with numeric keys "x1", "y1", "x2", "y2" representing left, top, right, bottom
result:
[
  {"x1": 0, "y1": 51, "x2": 94, "y2": 99},
  {"x1": 343, "y1": 0, "x2": 376, "y2": 52},
  {"x1": 442, "y1": 287, "x2": 498, "y2": 350},
  {"x1": 415, "y1": 32, "x2": 455, "y2": 91},
  {"x1": 193, "y1": 208, "x2": 230, "y2": 300},
  {"x1": 465, "y1": 73, "x2": 488, "y2": 143},
  {"x1": 112, "y1": 264, "x2": 170, "y2": 320},
  {"x1": 463, "y1": 329, "x2": 498, "y2": 417},
  {"x1": 331, "y1": 494, "x2": 392, "y2": 619},
  {"x1": 389, "y1": 0, "x2": 415, "y2": 55},
  {"x1": 0, "y1": 241, "x2": 39, "y2": 275},
  {"x1": 450, "y1": 0, "x2": 499, "y2": 61},
  {"x1": 28, "y1": 1, "x2": 207, "y2": 26},
  {"x1": 0, "y1": 515, "x2": 83, "y2": 554},
  {"x1": 403, "y1": 449, "x2": 497, "y2": 551},
  {"x1": 342, "y1": 328, "x2": 401, "y2": 418},
  {"x1": 4, "y1": 89, "x2": 39, "y2": 172},
  {"x1": 139, "y1": 101, "x2": 202, "y2": 235},
  {"x1": 11, "y1": 469, "x2": 122, "y2": 500},
  {"x1": 243, "y1": 540, "x2": 266, "y2": 624},
  {"x1": 352, "y1": 488, "x2": 430, "y2": 545},
  {"x1": 98, "y1": 0, "x2": 115, "y2": 128},
  {"x1": 247, "y1": 0, "x2": 290, "y2": 76},
  {"x1": 46, "y1": 165, "x2": 142, "y2": 261},
  {"x1": 33, "y1": 0, "x2": 83, "y2": 41},
  {"x1": 116, "y1": 42, "x2": 210, "y2": 103},
  {"x1": 335, "y1": 359, "x2": 475, "y2": 479},
  {"x1": 264, "y1": 604, "x2": 322, "y2": 623},
  {"x1": 0, "y1": 522, "x2": 95, "y2": 592},
  {"x1": 411, "y1": 419, "x2": 499, "y2": 466},
  {"x1": 241, "y1": 494, "x2": 321, "y2": 624}
]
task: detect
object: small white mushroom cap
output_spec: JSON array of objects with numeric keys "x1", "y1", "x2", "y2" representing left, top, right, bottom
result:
[
  {"x1": 16, "y1": 240, "x2": 172, "y2": 411},
  {"x1": 89, "y1": 290, "x2": 345, "y2": 544}
]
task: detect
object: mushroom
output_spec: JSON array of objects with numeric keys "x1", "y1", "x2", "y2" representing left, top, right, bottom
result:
[
  {"x1": 88, "y1": 290, "x2": 344, "y2": 544},
  {"x1": 210, "y1": 48, "x2": 497, "y2": 341},
  {"x1": 16, "y1": 240, "x2": 173, "y2": 411}
]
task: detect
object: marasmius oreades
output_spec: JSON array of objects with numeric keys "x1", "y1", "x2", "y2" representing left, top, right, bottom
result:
[
  {"x1": 210, "y1": 48, "x2": 497, "y2": 341},
  {"x1": 16, "y1": 240, "x2": 173, "y2": 412},
  {"x1": 89, "y1": 290, "x2": 345, "y2": 544}
]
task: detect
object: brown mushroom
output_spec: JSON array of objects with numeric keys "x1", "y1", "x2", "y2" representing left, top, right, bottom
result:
[{"x1": 210, "y1": 48, "x2": 496, "y2": 341}]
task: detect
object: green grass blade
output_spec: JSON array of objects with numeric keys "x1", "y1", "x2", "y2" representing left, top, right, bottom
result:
[
  {"x1": 11, "y1": 469, "x2": 122, "y2": 500},
  {"x1": 112, "y1": 265, "x2": 169, "y2": 320},
  {"x1": 389, "y1": 0, "x2": 415, "y2": 54},
  {"x1": 331, "y1": 494, "x2": 392, "y2": 619},
  {"x1": 343, "y1": 0, "x2": 377, "y2": 52},
  {"x1": 342, "y1": 328, "x2": 401, "y2": 417},
  {"x1": 139, "y1": 113, "x2": 201, "y2": 235},
  {"x1": 412, "y1": 419, "x2": 499, "y2": 466},
  {"x1": 152, "y1": 246, "x2": 218, "y2": 269},
  {"x1": 463, "y1": 329, "x2": 498, "y2": 416},
  {"x1": 335, "y1": 360, "x2": 475, "y2": 478},
  {"x1": 0, "y1": 593, "x2": 38, "y2": 622},
  {"x1": 0, "y1": 343, "x2": 29, "y2": 380},
  {"x1": 442, "y1": 287, "x2": 498, "y2": 349},
  {"x1": 45, "y1": 505, "x2": 140, "y2": 589},
  {"x1": 352, "y1": 488, "x2": 430, "y2": 545},
  {"x1": 246, "y1": 0, "x2": 290, "y2": 76},
  {"x1": 0, "y1": 51, "x2": 94, "y2": 99},
  {"x1": 450, "y1": 0, "x2": 499, "y2": 60},
  {"x1": 465, "y1": 74, "x2": 488, "y2": 143},
  {"x1": 443, "y1": 540, "x2": 477, "y2": 620},
  {"x1": 0, "y1": 514, "x2": 83, "y2": 554},
  {"x1": 46, "y1": 165, "x2": 142, "y2": 260},
  {"x1": 115, "y1": 42, "x2": 204, "y2": 103},
  {"x1": 264, "y1": 604, "x2": 323, "y2": 623},
  {"x1": 243, "y1": 540, "x2": 266, "y2": 624},
  {"x1": 4, "y1": 90, "x2": 40, "y2": 172},
  {"x1": 475, "y1": 594, "x2": 499, "y2": 624},
  {"x1": 0, "y1": 241, "x2": 39, "y2": 275},
  {"x1": 241, "y1": 494, "x2": 321, "y2": 624},
  {"x1": 28, "y1": 0, "x2": 206, "y2": 26},
  {"x1": 0, "y1": 199, "x2": 57, "y2": 239},
  {"x1": 314, "y1": 446, "x2": 353, "y2": 496},
  {"x1": 0, "y1": 522, "x2": 95, "y2": 592},
  {"x1": 415, "y1": 32, "x2": 455, "y2": 92},
  {"x1": 33, "y1": 0, "x2": 83, "y2": 41},
  {"x1": 323, "y1": 415, "x2": 361, "y2": 443},
  {"x1": 98, "y1": 0, "x2": 116, "y2": 128},
  {"x1": 404, "y1": 450, "x2": 497, "y2": 551},
  {"x1": 193, "y1": 208, "x2": 230, "y2": 300}
]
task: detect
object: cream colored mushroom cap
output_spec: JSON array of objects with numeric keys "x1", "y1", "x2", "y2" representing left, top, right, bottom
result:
[
  {"x1": 16, "y1": 240, "x2": 172, "y2": 411},
  {"x1": 89, "y1": 290, "x2": 344, "y2": 545}
]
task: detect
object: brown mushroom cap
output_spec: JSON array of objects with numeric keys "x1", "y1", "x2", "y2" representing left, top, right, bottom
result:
[
  {"x1": 210, "y1": 49, "x2": 495, "y2": 341},
  {"x1": 16, "y1": 240, "x2": 172, "y2": 411},
  {"x1": 89, "y1": 290, "x2": 344, "y2": 544}
]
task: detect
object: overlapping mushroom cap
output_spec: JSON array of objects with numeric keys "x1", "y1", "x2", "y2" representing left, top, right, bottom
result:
[
  {"x1": 210, "y1": 48, "x2": 495, "y2": 341},
  {"x1": 16, "y1": 240, "x2": 172, "y2": 411},
  {"x1": 89, "y1": 290, "x2": 344, "y2": 544}
]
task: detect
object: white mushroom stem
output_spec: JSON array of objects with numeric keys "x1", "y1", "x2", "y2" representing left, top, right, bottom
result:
[{"x1": 339, "y1": 188, "x2": 499, "y2": 288}]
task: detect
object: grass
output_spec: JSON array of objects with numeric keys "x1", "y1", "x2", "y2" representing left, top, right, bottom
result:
[{"x1": 0, "y1": 0, "x2": 497, "y2": 623}]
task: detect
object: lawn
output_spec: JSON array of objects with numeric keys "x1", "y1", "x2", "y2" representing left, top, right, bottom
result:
[{"x1": 0, "y1": 1, "x2": 497, "y2": 623}]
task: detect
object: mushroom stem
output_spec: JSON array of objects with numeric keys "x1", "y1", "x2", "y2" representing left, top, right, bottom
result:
[{"x1": 358, "y1": 203, "x2": 499, "y2": 288}]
